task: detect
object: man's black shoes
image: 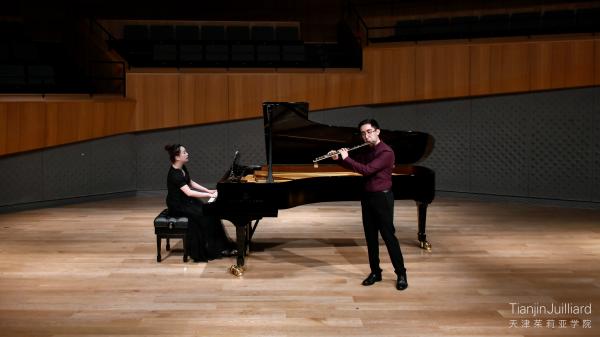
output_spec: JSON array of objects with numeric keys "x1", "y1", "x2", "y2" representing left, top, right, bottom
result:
[
  {"x1": 361, "y1": 273, "x2": 382, "y2": 286},
  {"x1": 361, "y1": 272, "x2": 408, "y2": 290},
  {"x1": 396, "y1": 272, "x2": 408, "y2": 291}
]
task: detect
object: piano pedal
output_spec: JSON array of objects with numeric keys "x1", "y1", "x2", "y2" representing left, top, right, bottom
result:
[
  {"x1": 419, "y1": 240, "x2": 432, "y2": 251},
  {"x1": 229, "y1": 264, "x2": 246, "y2": 277}
]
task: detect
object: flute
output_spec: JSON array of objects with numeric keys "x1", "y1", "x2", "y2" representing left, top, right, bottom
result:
[{"x1": 313, "y1": 142, "x2": 370, "y2": 166}]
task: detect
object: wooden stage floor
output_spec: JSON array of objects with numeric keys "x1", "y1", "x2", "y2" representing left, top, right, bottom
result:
[{"x1": 0, "y1": 193, "x2": 598, "y2": 336}]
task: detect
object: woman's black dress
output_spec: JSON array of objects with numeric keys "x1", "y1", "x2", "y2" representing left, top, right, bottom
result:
[{"x1": 166, "y1": 165, "x2": 233, "y2": 261}]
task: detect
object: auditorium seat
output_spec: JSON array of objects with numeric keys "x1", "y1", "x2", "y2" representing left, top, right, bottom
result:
[
  {"x1": 179, "y1": 44, "x2": 203, "y2": 64},
  {"x1": 251, "y1": 26, "x2": 275, "y2": 41},
  {"x1": 472, "y1": 14, "x2": 510, "y2": 38},
  {"x1": 150, "y1": 25, "x2": 175, "y2": 41},
  {"x1": 0, "y1": 64, "x2": 26, "y2": 86},
  {"x1": 256, "y1": 44, "x2": 280, "y2": 66},
  {"x1": 394, "y1": 19, "x2": 420, "y2": 41},
  {"x1": 275, "y1": 26, "x2": 299, "y2": 41},
  {"x1": 303, "y1": 43, "x2": 327, "y2": 67},
  {"x1": 123, "y1": 25, "x2": 148, "y2": 40},
  {"x1": 122, "y1": 42, "x2": 153, "y2": 66},
  {"x1": 420, "y1": 17, "x2": 451, "y2": 40},
  {"x1": 227, "y1": 26, "x2": 250, "y2": 41},
  {"x1": 105, "y1": 21, "x2": 356, "y2": 69},
  {"x1": 281, "y1": 44, "x2": 305, "y2": 66},
  {"x1": 230, "y1": 44, "x2": 255, "y2": 65},
  {"x1": 449, "y1": 16, "x2": 477, "y2": 39},
  {"x1": 27, "y1": 65, "x2": 55, "y2": 85},
  {"x1": 204, "y1": 44, "x2": 228, "y2": 65},
  {"x1": 575, "y1": 7, "x2": 599, "y2": 32},
  {"x1": 153, "y1": 44, "x2": 177, "y2": 64},
  {"x1": 510, "y1": 12, "x2": 541, "y2": 36},
  {"x1": 202, "y1": 25, "x2": 226, "y2": 41},
  {"x1": 175, "y1": 25, "x2": 199, "y2": 41},
  {"x1": 542, "y1": 10, "x2": 576, "y2": 34}
]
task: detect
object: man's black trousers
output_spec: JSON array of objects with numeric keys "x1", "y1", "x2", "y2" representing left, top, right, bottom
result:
[{"x1": 360, "y1": 190, "x2": 406, "y2": 275}]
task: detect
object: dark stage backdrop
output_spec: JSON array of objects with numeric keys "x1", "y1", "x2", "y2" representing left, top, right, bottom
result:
[{"x1": 1, "y1": 86, "x2": 598, "y2": 210}]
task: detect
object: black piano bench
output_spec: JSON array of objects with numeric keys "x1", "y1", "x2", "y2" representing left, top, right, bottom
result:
[{"x1": 153, "y1": 209, "x2": 189, "y2": 262}]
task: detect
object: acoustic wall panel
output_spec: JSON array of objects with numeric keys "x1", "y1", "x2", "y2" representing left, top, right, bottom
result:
[
  {"x1": 470, "y1": 95, "x2": 530, "y2": 196},
  {"x1": 43, "y1": 142, "x2": 92, "y2": 200},
  {"x1": 311, "y1": 104, "x2": 421, "y2": 138},
  {"x1": 310, "y1": 106, "x2": 375, "y2": 128},
  {"x1": 372, "y1": 104, "x2": 419, "y2": 133},
  {"x1": 180, "y1": 123, "x2": 230, "y2": 185},
  {"x1": 416, "y1": 100, "x2": 471, "y2": 192},
  {"x1": 0, "y1": 151, "x2": 43, "y2": 206},
  {"x1": 135, "y1": 129, "x2": 180, "y2": 190},
  {"x1": 527, "y1": 89, "x2": 595, "y2": 201},
  {"x1": 593, "y1": 87, "x2": 600, "y2": 202},
  {"x1": 89, "y1": 135, "x2": 136, "y2": 194},
  {"x1": 227, "y1": 118, "x2": 266, "y2": 169},
  {"x1": 1, "y1": 87, "x2": 599, "y2": 209}
]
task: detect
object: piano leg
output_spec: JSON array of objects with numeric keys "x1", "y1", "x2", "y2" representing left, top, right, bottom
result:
[
  {"x1": 229, "y1": 219, "x2": 249, "y2": 277},
  {"x1": 417, "y1": 201, "x2": 432, "y2": 251}
]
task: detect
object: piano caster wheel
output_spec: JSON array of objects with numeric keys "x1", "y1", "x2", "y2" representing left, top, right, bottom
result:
[
  {"x1": 419, "y1": 241, "x2": 432, "y2": 251},
  {"x1": 230, "y1": 265, "x2": 245, "y2": 277}
]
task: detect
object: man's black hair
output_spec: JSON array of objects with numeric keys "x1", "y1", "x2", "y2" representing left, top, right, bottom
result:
[{"x1": 358, "y1": 118, "x2": 380, "y2": 129}]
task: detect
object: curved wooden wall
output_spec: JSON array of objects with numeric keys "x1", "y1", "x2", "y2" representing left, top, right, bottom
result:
[
  {"x1": 0, "y1": 97, "x2": 135, "y2": 156},
  {"x1": 127, "y1": 35, "x2": 600, "y2": 128},
  {"x1": 2, "y1": 34, "x2": 599, "y2": 156}
]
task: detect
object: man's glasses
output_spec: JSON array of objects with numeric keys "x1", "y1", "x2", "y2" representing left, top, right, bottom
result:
[{"x1": 360, "y1": 129, "x2": 377, "y2": 136}]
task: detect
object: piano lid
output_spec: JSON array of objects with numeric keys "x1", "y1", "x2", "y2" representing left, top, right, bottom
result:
[{"x1": 263, "y1": 102, "x2": 434, "y2": 166}]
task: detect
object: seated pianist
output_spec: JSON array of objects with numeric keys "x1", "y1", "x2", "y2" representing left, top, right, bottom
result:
[{"x1": 163, "y1": 144, "x2": 237, "y2": 262}]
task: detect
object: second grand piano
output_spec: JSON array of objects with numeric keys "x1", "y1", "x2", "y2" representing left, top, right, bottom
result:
[{"x1": 204, "y1": 102, "x2": 435, "y2": 276}]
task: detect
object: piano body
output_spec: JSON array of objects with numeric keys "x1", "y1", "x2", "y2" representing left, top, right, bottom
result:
[{"x1": 204, "y1": 102, "x2": 435, "y2": 276}]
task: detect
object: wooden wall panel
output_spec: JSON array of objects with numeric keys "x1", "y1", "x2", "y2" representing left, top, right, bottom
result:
[
  {"x1": 46, "y1": 102, "x2": 94, "y2": 146},
  {"x1": 0, "y1": 99, "x2": 135, "y2": 156},
  {"x1": 470, "y1": 42, "x2": 530, "y2": 95},
  {"x1": 276, "y1": 73, "x2": 335, "y2": 110},
  {"x1": 415, "y1": 44, "x2": 470, "y2": 100},
  {"x1": 19, "y1": 103, "x2": 46, "y2": 153},
  {"x1": 228, "y1": 74, "x2": 278, "y2": 120},
  {"x1": 316, "y1": 72, "x2": 370, "y2": 109},
  {"x1": 179, "y1": 74, "x2": 228, "y2": 125},
  {"x1": 0, "y1": 103, "x2": 46, "y2": 154},
  {"x1": 530, "y1": 40, "x2": 595, "y2": 90},
  {"x1": 364, "y1": 46, "x2": 416, "y2": 103},
  {"x1": 0, "y1": 104, "x2": 7, "y2": 154},
  {"x1": 469, "y1": 44, "x2": 491, "y2": 96},
  {"x1": 126, "y1": 73, "x2": 180, "y2": 130},
  {"x1": 596, "y1": 39, "x2": 600, "y2": 85},
  {"x1": 91, "y1": 100, "x2": 136, "y2": 138},
  {"x1": 305, "y1": 74, "x2": 328, "y2": 111},
  {"x1": 275, "y1": 73, "x2": 311, "y2": 104},
  {"x1": 319, "y1": 73, "x2": 346, "y2": 109},
  {"x1": 340, "y1": 72, "x2": 371, "y2": 107}
]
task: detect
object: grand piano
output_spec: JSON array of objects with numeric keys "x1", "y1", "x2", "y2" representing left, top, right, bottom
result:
[{"x1": 204, "y1": 102, "x2": 435, "y2": 276}]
